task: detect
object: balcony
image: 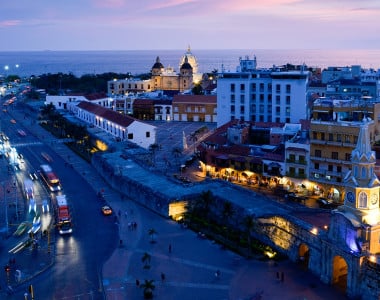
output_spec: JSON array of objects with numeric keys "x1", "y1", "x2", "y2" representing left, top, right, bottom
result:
[
  {"x1": 286, "y1": 172, "x2": 307, "y2": 179},
  {"x1": 286, "y1": 159, "x2": 307, "y2": 165},
  {"x1": 326, "y1": 140, "x2": 343, "y2": 146},
  {"x1": 310, "y1": 139, "x2": 326, "y2": 145},
  {"x1": 310, "y1": 156, "x2": 325, "y2": 162}
]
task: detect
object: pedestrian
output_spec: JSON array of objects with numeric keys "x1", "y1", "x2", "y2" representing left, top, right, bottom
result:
[
  {"x1": 169, "y1": 244, "x2": 172, "y2": 253},
  {"x1": 161, "y1": 272, "x2": 165, "y2": 282},
  {"x1": 276, "y1": 271, "x2": 280, "y2": 280},
  {"x1": 136, "y1": 279, "x2": 140, "y2": 287},
  {"x1": 215, "y1": 270, "x2": 220, "y2": 279},
  {"x1": 281, "y1": 271, "x2": 284, "y2": 282}
]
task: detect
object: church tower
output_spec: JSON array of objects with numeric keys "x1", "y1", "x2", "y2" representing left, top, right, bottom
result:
[
  {"x1": 179, "y1": 56, "x2": 193, "y2": 92},
  {"x1": 151, "y1": 56, "x2": 164, "y2": 90},
  {"x1": 341, "y1": 121, "x2": 380, "y2": 253}
]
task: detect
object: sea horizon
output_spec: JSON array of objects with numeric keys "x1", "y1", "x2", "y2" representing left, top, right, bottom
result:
[{"x1": 1, "y1": 48, "x2": 380, "y2": 78}]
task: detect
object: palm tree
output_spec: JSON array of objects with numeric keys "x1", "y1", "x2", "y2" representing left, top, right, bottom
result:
[
  {"x1": 172, "y1": 147, "x2": 182, "y2": 168},
  {"x1": 148, "y1": 228, "x2": 157, "y2": 243},
  {"x1": 189, "y1": 132, "x2": 198, "y2": 154},
  {"x1": 149, "y1": 143, "x2": 160, "y2": 166},
  {"x1": 196, "y1": 190, "x2": 214, "y2": 218},
  {"x1": 242, "y1": 214, "x2": 256, "y2": 257},
  {"x1": 221, "y1": 201, "x2": 234, "y2": 242},
  {"x1": 141, "y1": 252, "x2": 151, "y2": 269},
  {"x1": 140, "y1": 279, "x2": 155, "y2": 299}
]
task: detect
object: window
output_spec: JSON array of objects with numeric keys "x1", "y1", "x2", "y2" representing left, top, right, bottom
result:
[
  {"x1": 128, "y1": 133, "x2": 133, "y2": 139},
  {"x1": 315, "y1": 149, "x2": 321, "y2": 157},
  {"x1": 299, "y1": 155, "x2": 305, "y2": 163},
  {"x1": 231, "y1": 84, "x2": 235, "y2": 93},
  {"x1": 230, "y1": 105, "x2": 235, "y2": 113},
  {"x1": 276, "y1": 84, "x2": 281, "y2": 93},
  {"x1": 314, "y1": 163, "x2": 319, "y2": 170},
  {"x1": 345, "y1": 153, "x2": 351, "y2": 161},
  {"x1": 276, "y1": 106, "x2": 280, "y2": 114},
  {"x1": 345, "y1": 135, "x2": 350, "y2": 143},
  {"x1": 286, "y1": 96, "x2": 290, "y2": 105},
  {"x1": 240, "y1": 94, "x2": 245, "y2": 104},
  {"x1": 276, "y1": 95, "x2": 281, "y2": 105},
  {"x1": 251, "y1": 83, "x2": 256, "y2": 92},
  {"x1": 240, "y1": 106, "x2": 245, "y2": 114},
  {"x1": 329, "y1": 133, "x2": 333, "y2": 141},
  {"x1": 146, "y1": 132, "x2": 150, "y2": 138},
  {"x1": 289, "y1": 154, "x2": 295, "y2": 161},
  {"x1": 359, "y1": 191, "x2": 367, "y2": 208},
  {"x1": 337, "y1": 166, "x2": 342, "y2": 173},
  {"x1": 328, "y1": 165, "x2": 333, "y2": 172},
  {"x1": 337, "y1": 134, "x2": 342, "y2": 142},
  {"x1": 286, "y1": 84, "x2": 291, "y2": 93},
  {"x1": 313, "y1": 132, "x2": 317, "y2": 139},
  {"x1": 332, "y1": 152, "x2": 338, "y2": 160},
  {"x1": 321, "y1": 132, "x2": 325, "y2": 140},
  {"x1": 259, "y1": 83, "x2": 264, "y2": 92},
  {"x1": 231, "y1": 94, "x2": 235, "y2": 103},
  {"x1": 251, "y1": 94, "x2": 256, "y2": 101},
  {"x1": 240, "y1": 84, "x2": 245, "y2": 92}
]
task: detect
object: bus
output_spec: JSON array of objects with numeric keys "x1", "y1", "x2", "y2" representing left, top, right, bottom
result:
[
  {"x1": 54, "y1": 195, "x2": 73, "y2": 235},
  {"x1": 40, "y1": 164, "x2": 62, "y2": 192}
]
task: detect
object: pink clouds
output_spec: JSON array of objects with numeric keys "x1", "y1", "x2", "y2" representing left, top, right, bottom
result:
[{"x1": 0, "y1": 20, "x2": 21, "y2": 27}]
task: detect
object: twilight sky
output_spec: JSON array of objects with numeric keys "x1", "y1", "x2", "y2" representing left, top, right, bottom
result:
[{"x1": 1, "y1": 0, "x2": 379, "y2": 51}]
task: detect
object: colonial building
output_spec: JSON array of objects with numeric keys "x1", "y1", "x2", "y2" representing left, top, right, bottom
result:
[
  {"x1": 217, "y1": 55, "x2": 310, "y2": 127},
  {"x1": 172, "y1": 94, "x2": 217, "y2": 122},
  {"x1": 107, "y1": 47, "x2": 201, "y2": 96},
  {"x1": 75, "y1": 101, "x2": 156, "y2": 149},
  {"x1": 45, "y1": 93, "x2": 112, "y2": 110},
  {"x1": 309, "y1": 97, "x2": 380, "y2": 201}
]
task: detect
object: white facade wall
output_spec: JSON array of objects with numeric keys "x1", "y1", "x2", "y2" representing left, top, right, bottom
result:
[
  {"x1": 217, "y1": 70, "x2": 309, "y2": 127},
  {"x1": 46, "y1": 95, "x2": 88, "y2": 110},
  {"x1": 126, "y1": 121, "x2": 156, "y2": 149},
  {"x1": 271, "y1": 72, "x2": 309, "y2": 124},
  {"x1": 76, "y1": 106, "x2": 156, "y2": 149},
  {"x1": 46, "y1": 95, "x2": 113, "y2": 110}
]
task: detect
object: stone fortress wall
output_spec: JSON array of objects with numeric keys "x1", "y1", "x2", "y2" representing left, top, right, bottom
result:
[{"x1": 92, "y1": 148, "x2": 380, "y2": 299}]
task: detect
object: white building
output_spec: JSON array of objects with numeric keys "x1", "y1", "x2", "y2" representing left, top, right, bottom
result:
[
  {"x1": 217, "y1": 56, "x2": 310, "y2": 127},
  {"x1": 45, "y1": 93, "x2": 112, "y2": 110},
  {"x1": 76, "y1": 101, "x2": 156, "y2": 149}
]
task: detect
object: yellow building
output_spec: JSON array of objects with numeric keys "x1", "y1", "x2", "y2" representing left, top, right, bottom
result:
[
  {"x1": 172, "y1": 94, "x2": 216, "y2": 122},
  {"x1": 310, "y1": 97, "x2": 380, "y2": 201}
]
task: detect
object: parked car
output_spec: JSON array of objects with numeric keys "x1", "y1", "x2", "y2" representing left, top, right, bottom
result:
[
  {"x1": 101, "y1": 205, "x2": 113, "y2": 216},
  {"x1": 317, "y1": 197, "x2": 337, "y2": 209}
]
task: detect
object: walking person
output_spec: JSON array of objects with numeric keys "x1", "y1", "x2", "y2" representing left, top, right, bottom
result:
[
  {"x1": 161, "y1": 272, "x2": 165, "y2": 282},
  {"x1": 136, "y1": 279, "x2": 140, "y2": 287},
  {"x1": 169, "y1": 243, "x2": 172, "y2": 253}
]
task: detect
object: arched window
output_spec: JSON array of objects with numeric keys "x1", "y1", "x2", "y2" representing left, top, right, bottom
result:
[
  {"x1": 361, "y1": 167, "x2": 366, "y2": 178},
  {"x1": 359, "y1": 191, "x2": 367, "y2": 208}
]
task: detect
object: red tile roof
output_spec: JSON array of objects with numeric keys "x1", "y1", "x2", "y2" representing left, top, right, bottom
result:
[
  {"x1": 77, "y1": 101, "x2": 136, "y2": 127},
  {"x1": 173, "y1": 95, "x2": 216, "y2": 104}
]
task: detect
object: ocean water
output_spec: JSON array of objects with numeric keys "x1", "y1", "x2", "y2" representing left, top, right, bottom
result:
[{"x1": 1, "y1": 49, "x2": 380, "y2": 78}]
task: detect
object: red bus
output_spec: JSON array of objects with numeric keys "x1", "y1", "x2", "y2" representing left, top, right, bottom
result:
[{"x1": 40, "y1": 164, "x2": 62, "y2": 192}]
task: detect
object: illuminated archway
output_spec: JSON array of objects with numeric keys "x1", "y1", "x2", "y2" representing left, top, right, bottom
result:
[
  {"x1": 332, "y1": 255, "x2": 348, "y2": 292},
  {"x1": 298, "y1": 243, "x2": 310, "y2": 269}
]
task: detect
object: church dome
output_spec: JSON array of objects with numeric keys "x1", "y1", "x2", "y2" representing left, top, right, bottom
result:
[
  {"x1": 152, "y1": 56, "x2": 164, "y2": 69},
  {"x1": 179, "y1": 46, "x2": 198, "y2": 73},
  {"x1": 180, "y1": 57, "x2": 193, "y2": 70}
]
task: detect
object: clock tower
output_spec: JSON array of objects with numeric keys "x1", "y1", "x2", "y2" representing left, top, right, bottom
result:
[{"x1": 340, "y1": 122, "x2": 380, "y2": 253}]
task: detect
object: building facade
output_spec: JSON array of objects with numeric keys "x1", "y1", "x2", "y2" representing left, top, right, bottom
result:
[
  {"x1": 217, "y1": 56, "x2": 310, "y2": 127},
  {"x1": 172, "y1": 95, "x2": 217, "y2": 122}
]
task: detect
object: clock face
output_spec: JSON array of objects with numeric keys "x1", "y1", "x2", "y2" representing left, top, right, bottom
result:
[
  {"x1": 371, "y1": 194, "x2": 379, "y2": 205},
  {"x1": 347, "y1": 191, "x2": 355, "y2": 203}
]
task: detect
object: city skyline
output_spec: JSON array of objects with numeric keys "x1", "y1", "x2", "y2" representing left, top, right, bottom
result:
[{"x1": 1, "y1": 0, "x2": 379, "y2": 51}]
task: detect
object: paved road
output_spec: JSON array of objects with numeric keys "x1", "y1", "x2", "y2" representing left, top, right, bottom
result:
[{"x1": 2, "y1": 102, "x2": 349, "y2": 300}]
